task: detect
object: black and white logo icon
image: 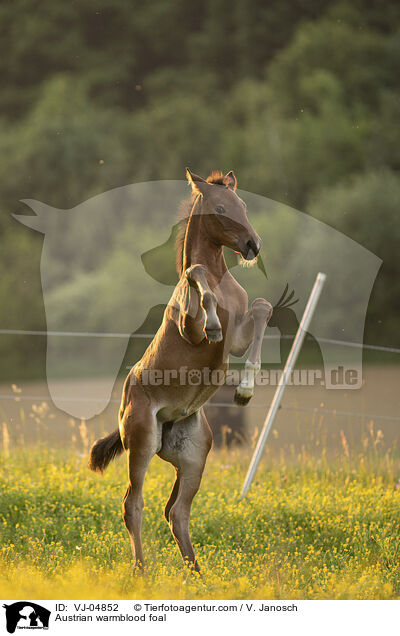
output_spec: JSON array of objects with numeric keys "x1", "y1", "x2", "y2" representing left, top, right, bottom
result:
[{"x1": 3, "y1": 602, "x2": 50, "y2": 633}]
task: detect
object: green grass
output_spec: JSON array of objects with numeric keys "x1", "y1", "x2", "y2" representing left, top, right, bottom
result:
[{"x1": 1, "y1": 445, "x2": 400, "y2": 599}]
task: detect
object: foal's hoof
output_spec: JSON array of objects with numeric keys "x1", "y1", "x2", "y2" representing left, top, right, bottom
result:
[
  {"x1": 234, "y1": 389, "x2": 252, "y2": 406},
  {"x1": 205, "y1": 328, "x2": 223, "y2": 343},
  {"x1": 132, "y1": 561, "x2": 147, "y2": 577},
  {"x1": 183, "y1": 558, "x2": 201, "y2": 577}
]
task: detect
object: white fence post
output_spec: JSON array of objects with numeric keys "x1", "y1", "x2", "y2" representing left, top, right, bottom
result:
[{"x1": 240, "y1": 272, "x2": 327, "y2": 499}]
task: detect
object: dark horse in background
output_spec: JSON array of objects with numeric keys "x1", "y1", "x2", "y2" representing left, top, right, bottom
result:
[{"x1": 89, "y1": 169, "x2": 273, "y2": 573}]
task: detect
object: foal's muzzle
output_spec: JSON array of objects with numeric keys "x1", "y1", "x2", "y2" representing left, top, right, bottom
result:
[{"x1": 243, "y1": 238, "x2": 260, "y2": 260}]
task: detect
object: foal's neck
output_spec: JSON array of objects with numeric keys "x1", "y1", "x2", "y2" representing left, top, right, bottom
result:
[{"x1": 182, "y1": 210, "x2": 227, "y2": 280}]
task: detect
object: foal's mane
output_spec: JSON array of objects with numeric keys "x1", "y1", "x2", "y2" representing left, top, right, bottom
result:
[{"x1": 175, "y1": 171, "x2": 227, "y2": 275}]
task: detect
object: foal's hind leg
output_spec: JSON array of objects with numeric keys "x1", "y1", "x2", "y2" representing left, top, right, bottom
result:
[
  {"x1": 158, "y1": 410, "x2": 212, "y2": 572},
  {"x1": 164, "y1": 468, "x2": 180, "y2": 523},
  {"x1": 120, "y1": 390, "x2": 161, "y2": 572}
]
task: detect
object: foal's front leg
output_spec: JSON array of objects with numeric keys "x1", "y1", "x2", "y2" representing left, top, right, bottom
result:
[
  {"x1": 231, "y1": 298, "x2": 273, "y2": 405},
  {"x1": 184, "y1": 264, "x2": 222, "y2": 343}
]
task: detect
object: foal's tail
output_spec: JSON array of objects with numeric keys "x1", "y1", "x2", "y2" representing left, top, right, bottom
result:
[{"x1": 88, "y1": 429, "x2": 124, "y2": 473}]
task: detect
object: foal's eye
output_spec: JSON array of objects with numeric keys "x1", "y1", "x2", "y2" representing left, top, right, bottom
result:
[{"x1": 215, "y1": 205, "x2": 225, "y2": 214}]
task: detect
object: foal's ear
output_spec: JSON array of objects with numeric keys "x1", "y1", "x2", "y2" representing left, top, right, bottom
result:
[
  {"x1": 223, "y1": 170, "x2": 237, "y2": 191},
  {"x1": 186, "y1": 167, "x2": 209, "y2": 195}
]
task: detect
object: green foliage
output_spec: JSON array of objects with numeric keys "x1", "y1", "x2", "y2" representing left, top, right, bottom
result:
[
  {"x1": 308, "y1": 170, "x2": 400, "y2": 341},
  {"x1": 125, "y1": 80, "x2": 224, "y2": 181},
  {"x1": 0, "y1": 74, "x2": 133, "y2": 210},
  {"x1": 0, "y1": 0, "x2": 343, "y2": 120},
  {"x1": 266, "y1": 19, "x2": 389, "y2": 117}
]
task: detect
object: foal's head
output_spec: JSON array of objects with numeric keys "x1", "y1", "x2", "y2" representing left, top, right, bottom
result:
[{"x1": 186, "y1": 168, "x2": 261, "y2": 262}]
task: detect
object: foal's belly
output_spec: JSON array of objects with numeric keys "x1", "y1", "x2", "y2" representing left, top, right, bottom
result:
[{"x1": 155, "y1": 382, "x2": 220, "y2": 423}]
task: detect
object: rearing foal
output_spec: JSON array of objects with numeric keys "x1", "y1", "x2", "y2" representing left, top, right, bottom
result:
[{"x1": 89, "y1": 169, "x2": 273, "y2": 572}]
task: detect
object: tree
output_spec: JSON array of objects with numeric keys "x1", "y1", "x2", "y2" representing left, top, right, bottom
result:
[{"x1": 308, "y1": 169, "x2": 400, "y2": 342}]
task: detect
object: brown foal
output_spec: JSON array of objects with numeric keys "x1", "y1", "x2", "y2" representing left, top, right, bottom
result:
[{"x1": 89, "y1": 168, "x2": 273, "y2": 573}]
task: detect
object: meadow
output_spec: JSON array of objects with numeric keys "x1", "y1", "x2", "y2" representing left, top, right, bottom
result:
[{"x1": 1, "y1": 422, "x2": 400, "y2": 600}]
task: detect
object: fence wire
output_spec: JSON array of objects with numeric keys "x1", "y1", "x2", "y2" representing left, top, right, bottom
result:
[{"x1": 0, "y1": 328, "x2": 399, "y2": 354}]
